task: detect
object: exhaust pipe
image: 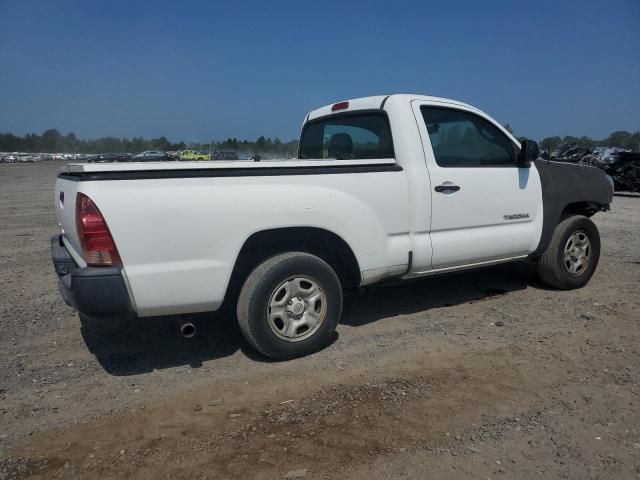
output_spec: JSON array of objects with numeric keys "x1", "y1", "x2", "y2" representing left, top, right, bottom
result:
[{"x1": 179, "y1": 321, "x2": 196, "y2": 339}]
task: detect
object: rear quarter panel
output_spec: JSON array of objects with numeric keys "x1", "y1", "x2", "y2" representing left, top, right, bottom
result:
[{"x1": 80, "y1": 170, "x2": 411, "y2": 316}]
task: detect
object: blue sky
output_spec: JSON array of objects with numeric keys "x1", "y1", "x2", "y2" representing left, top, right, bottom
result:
[{"x1": 0, "y1": 0, "x2": 638, "y2": 143}]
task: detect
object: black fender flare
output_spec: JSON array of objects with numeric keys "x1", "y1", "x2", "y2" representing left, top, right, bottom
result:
[{"x1": 530, "y1": 159, "x2": 612, "y2": 257}]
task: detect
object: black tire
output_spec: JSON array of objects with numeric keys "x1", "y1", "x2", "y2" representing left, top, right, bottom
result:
[
  {"x1": 537, "y1": 215, "x2": 601, "y2": 290},
  {"x1": 237, "y1": 252, "x2": 342, "y2": 360}
]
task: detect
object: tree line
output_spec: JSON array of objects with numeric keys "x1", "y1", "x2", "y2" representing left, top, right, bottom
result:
[
  {"x1": 538, "y1": 131, "x2": 640, "y2": 153},
  {"x1": 0, "y1": 129, "x2": 300, "y2": 156},
  {"x1": 1, "y1": 127, "x2": 638, "y2": 156},
  {"x1": 0, "y1": 129, "x2": 182, "y2": 154},
  {"x1": 500, "y1": 125, "x2": 640, "y2": 152}
]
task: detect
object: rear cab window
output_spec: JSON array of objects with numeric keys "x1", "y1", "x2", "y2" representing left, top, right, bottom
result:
[{"x1": 299, "y1": 112, "x2": 394, "y2": 160}]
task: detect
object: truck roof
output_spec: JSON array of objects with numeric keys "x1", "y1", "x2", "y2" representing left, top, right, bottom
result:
[{"x1": 306, "y1": 94, "x2": 478, "y2": 121}]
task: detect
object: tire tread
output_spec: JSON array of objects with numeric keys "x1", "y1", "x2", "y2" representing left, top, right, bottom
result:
[{"x1": 536, "y1": 215, "x2": 600, "y2": 290}]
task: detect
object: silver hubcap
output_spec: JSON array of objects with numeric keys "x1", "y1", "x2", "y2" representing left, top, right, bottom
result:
[
  {"x1": 267, "y1": 275, "x2": 327, "y2": 342},
  {"x1": 564, "y1": 230, "x2": 591, "y2": 276}
]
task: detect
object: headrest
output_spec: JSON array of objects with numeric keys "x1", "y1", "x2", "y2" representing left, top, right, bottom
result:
[{"x1": 328, "y1": 133, "x2": 353, "y2": 159}]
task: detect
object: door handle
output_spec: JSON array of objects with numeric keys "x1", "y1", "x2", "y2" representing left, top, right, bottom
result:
[{"x1": 434, "y1": 184, "x2": 460, "y2": 193}]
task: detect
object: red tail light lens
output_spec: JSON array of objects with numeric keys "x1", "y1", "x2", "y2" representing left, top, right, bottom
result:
[
  {"x1": 76, "y1": 193, "x2": 122, "y2": 266},
  {"x1": 331, "y1": 101, "x2": 349, "y2": 111}
]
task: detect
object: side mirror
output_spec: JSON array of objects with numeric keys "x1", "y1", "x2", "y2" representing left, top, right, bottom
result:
[{"x1": 519, "y1": 139, "x2": 539, "y2": 168}]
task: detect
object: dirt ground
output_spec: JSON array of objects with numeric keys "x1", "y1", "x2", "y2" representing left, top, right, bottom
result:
[{"x1": 1, "y1": 161, "x2": 639, "y2": 480}]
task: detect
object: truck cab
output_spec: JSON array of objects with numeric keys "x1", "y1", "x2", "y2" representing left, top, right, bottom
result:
[{"x1": 301, "y1": 95, "x2": 544, "y2": 274}]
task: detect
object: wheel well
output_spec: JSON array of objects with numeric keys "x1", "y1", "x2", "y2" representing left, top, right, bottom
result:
[
  {"x1": 223, "y1": 227, "x2": 361, "y2": 307},
  {"x1": 561, "y1": 201, "x2": 604, "y2": 218}
]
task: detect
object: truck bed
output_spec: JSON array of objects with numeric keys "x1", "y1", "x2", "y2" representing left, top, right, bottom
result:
[{"x1": 63, "y1": 159, "x2": 396, "y2": 174}]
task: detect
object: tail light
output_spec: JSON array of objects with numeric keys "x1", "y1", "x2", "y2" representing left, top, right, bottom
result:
[
  {"x1": 76, "y1": 193, "x2": 122, "y2": 266},
  {"x1": 331, "y1": 101, "x2": 349, "y2": 111}
]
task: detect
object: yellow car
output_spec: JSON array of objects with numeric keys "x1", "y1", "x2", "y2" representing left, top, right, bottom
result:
[{"x1": 178, "y1": 150, "x2": 210, "y2": 161}]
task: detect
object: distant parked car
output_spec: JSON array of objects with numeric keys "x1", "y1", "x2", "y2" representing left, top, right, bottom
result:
[
  {"x1": 133, "y1": 151, "x2": 167, "y2": 161},
  {"x1": 177, "y1": 150, "x2": 210, "y2": 161},
  {"x1": 88, "y1": 153, "x2": 133, "y2": 163},
  {"x1": 211, "y1": 150, "x2": 239, "y2": 160}
]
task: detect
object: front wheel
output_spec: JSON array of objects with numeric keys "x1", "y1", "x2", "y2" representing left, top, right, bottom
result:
[
  {"x1": 237, "y1": 252, "x2": 343, "y2": 360},
  {"x1": 536, "y1": 215, "x2": 601, "y2": 289}
]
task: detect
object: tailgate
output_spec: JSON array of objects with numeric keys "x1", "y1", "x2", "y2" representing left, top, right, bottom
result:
[{"x1": 54, "y1": 177, "x2": 85, "y2": 266}]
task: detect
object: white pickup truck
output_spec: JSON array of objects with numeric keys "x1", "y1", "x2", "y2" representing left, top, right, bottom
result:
[{"x1": 52, "y1": 94, "x2": 613, "y2": 359}]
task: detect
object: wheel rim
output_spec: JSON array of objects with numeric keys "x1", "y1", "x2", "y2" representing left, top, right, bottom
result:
[
  {"x1": 267, "y1": 275, "x2": 327, "y2": 342},
  {"x1": 563, "y1": 230, "x2": 591, "y2": 277}
]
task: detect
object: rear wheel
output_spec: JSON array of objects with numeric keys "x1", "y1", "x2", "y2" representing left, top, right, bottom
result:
[
  {"x1": 537, "y1": 215, "x2": 601, "y2": 289},
  {"x1": 237, "y1": 252, "x2": 342, "y2": 360}
]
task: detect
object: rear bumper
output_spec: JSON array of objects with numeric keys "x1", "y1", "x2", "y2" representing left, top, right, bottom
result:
[{"x1": 51, "y1": 235, "x2": 133, "y2": 320}]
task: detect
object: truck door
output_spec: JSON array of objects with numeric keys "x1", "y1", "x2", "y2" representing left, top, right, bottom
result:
[{"x1": 413, "y1": 101, "x2": 543, "y2": 269}]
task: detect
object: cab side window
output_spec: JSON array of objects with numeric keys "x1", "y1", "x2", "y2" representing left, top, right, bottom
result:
[{"x1": 421, "y1": 107, "x2": 518, "y2": 167}]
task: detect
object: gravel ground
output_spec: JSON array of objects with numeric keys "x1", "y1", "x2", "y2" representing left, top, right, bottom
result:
[{"x1": 0, "y1": 161, "x2": 639, "y2": 480}]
